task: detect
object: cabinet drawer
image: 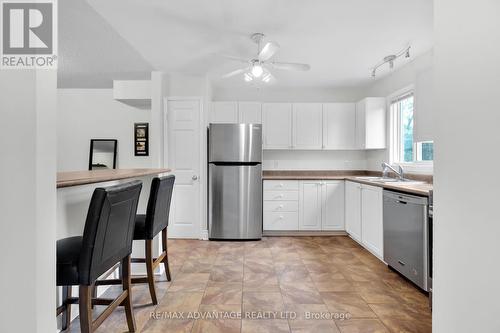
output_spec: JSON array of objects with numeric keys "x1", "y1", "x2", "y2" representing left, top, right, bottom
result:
[
  {"x1": 264, "y1": 180, "x2": 299, "y2": 191},
  {"x1": 264, "y1": 201, "x2": 298, "y2": 212},
  {"x1": 263, "y1": 190, "x2": 299, "y2": 201},
  {"x1": 263, "y1": 212, "x2": 298, "y2": 230}
]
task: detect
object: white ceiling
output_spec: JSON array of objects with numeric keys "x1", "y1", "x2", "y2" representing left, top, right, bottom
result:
[{"x1": 59, "y1": 0, "x2": 433, "y2": 88}]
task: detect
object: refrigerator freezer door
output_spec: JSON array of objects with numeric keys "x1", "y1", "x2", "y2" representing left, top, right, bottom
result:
[
  {"x1": 209, "y1": 124, "x2": 262, "y2": 163},
  {"x1": 209, "y1": 164, "x2": 262, "y2": 239}
]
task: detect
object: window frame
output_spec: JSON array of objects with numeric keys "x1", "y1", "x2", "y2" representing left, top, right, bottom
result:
[{"x1": 388, "y1": 85, "x2": 434, "y2": 173}]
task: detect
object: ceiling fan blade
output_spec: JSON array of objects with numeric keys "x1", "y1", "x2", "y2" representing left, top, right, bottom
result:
[
  {"x1": 258, "y1": 41, "x2": 280, "y2": 61},
  {"x1": 221, "y1": 68, "x2": 247, "y2": 78},
  {"x1": 217, "y1": 54, "x2": 249, "y2": 64},
  {"x1": 271, "y1": 62, "x2": 311, "y2": 71}
]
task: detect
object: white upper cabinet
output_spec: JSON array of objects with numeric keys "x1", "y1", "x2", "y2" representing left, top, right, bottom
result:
[
  {"x1": 211, "y1": 101, "x2": 238, "y2": 123},
  {"x1": 323, "y1": 103, "x2": 356, "y2": 150},
  {"x1": 292, "y1": 103, "x2": 323, "y2": 149},
  {"x1": 345, "y1": 181, "x2": 362, "y2": 242},
  {"x1": 238, "y1": 102, "x2": 262, "y2": 124},
  {"x1": 355, "y1": 97, "x2": 386, "y2": 149},
  {"x1": 322, "y1": 181, "x2": 345, "y2": 230},
  {"x1": 360, "y1": 184, "x2": 384, "y2": 259},
  {"x1": 263, "y1": 103, "x2": 292, "y2": 149},
  {"x1": 299, "y1": 181, "x2": 323, "y2": 230}
]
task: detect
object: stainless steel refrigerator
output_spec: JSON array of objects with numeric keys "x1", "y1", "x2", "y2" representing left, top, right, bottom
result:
[{"x1": 208, "y1": 123, "x2": 262, "y2": 240}]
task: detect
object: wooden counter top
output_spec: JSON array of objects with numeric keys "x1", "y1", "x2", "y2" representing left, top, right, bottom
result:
[
  {"x1": 57, "y1": 168, "x2": 171, "y2": 188},
  {"x1": 263, "y1": 170, "x2": 433, "y2": 196}
]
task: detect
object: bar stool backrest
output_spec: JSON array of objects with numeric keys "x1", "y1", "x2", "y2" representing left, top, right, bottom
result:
[
  {"x1": 145, "y1": 175, "x2": 175, "y2": 239},
  {"x1": 79, "y1": 180, "x2": 142, "y2": 285}
]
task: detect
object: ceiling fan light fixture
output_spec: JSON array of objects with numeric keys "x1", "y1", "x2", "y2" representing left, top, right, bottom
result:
[{"x1": 251, "y1": 64, "x2": 263, "y2": 78}]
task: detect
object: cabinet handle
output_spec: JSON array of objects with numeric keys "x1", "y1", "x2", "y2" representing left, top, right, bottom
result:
[
  {"x1": 278, "y1": 183, "x2": 284, "y2": 187},
  {"x1": 398, "y1": 260, "x2": 406, "y2": 266},
  {"x1": 279, "y1": 215, "x2": 284, "y2": 220},
  {"x1": 278, "y1": 205, "x2": 284, "y2": 209},
  {"x1": 275, "y1": 194, "x2": 284, "y2": 199}
]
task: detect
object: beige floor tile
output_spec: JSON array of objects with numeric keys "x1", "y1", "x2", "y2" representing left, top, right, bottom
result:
[
  {"x1": 241, "y1": 319, "x2": 290, "y2": 333},
  {"x1": 242, "y1": 291, "x2": 284, "y2": 313},
  {"x1": 202, "y1": 282, "x2": 243, "y2": 305},
  {"x1": 335, "y1": 319, "x2": 389, "y2": 333},
  {"x1": 321, "y1": 292, "x2": 377, "y2": 319}
]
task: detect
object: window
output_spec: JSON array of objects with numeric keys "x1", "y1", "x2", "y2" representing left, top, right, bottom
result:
[{"x1": 390, "y1": 91, "x2": 433, "y2": 164}]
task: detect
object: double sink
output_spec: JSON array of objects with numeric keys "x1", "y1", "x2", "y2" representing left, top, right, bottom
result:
[{"x1": 354, "y1": 176, "x2": 425, "y2": 186}]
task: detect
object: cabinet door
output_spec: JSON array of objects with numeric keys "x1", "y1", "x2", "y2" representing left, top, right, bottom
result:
[
  {"x1": 238, "y1": 102, "x2": 262, "y2": 124},
  {"x1": 361, "y1": 185, "x2": 384, "y2": 258},
  {"x1": 322, "y1": 181, "x2": 345, "y2": 230},
  {"x1": 364, "y1": 98, "x2": 386, "y2": 149},
  {"x1": 292, "y1": 103, "x2": 323, "y2": 149},
  {"x1": 355, "y1": 100, "x2": 366, "y2": 149},
  {"x1": 345, "y1": 181, "x2": 362, "y2": 242},
  {"x1": 323, "y1": 103, "x2": 356, "y2": 149},
  {"x1": 299, "y1": 181, "x2": 322, "y2": 230},
  {"x1": 211, "y1": 101, "x2": 238, "y2": 123},
  {"x1": 262, "y1": 103, "x2": 292, "y2": 149}
]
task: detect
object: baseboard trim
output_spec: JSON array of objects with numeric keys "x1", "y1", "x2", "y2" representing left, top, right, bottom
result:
[{"x1": 263, "y1": 230, "x2": 348, "y2": 237}]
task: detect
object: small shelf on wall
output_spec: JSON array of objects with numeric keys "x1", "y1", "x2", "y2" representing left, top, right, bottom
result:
[{"x1": 113, "y1": 80, "x2": 151, "y2": 108}]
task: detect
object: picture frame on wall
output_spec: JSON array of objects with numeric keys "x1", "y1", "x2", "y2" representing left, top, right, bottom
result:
[{"x1": 134, "y1": 123, "x2": 149, "y2": 156}]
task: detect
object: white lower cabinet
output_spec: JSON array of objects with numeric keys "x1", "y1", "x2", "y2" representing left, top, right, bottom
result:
[
  {"x1": 263, "y1": 180, "x2": 299, "y2": 231},
  {"x1": 298, "y1": 181, "x2": 323, "y2": 230},
  {"x1": 345, "y1": 181, "x2": 362, "y2": 242},
  {"x1": 345, "y1": 181, "x2": 384, "y2": 259},
  {"x1": 298, "y1": 180, "x2": 345, "y2": 231},
  {"x1": 322, "y1": 181, "x2": 345, "y2": 230},
  {"x1": 360, "y1": 184, "x2": 384, "y2": 258},
  {"x1": 264, "y1": 179, "x2": 345, "y2": 232}
]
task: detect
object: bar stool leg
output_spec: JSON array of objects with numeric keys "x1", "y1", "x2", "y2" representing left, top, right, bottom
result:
[
  {"x1": 61, "y1": 286, "x2": 72, "y2": 331},
  {"x1": 161, "y1": 228, "x2": 172, "y2": 281},
  {"x1": 79, "y1": 285, "x2": 93, "y2": 333},
  {"x1": 122, "y1": 255, "x2": 137, "y2": 332},
  {"x1": 145, "y1": 239, "x2": 158, "y2": 305}
]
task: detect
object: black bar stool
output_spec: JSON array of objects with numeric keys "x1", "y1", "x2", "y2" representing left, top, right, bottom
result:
[
  {"x1": 95, "y1": 175, "x2": 175, "y2": 304},
  {"x1": 56, "y1": 180, "x2": 142, "y2": 333},
  {"x1": 132, "y1": 175, "x2": 175, "y2": 304}
]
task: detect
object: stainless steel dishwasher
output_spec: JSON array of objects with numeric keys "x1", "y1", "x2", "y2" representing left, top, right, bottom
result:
[{"x1": 383, "y1": 190, "x2": 429, "y2": 291}]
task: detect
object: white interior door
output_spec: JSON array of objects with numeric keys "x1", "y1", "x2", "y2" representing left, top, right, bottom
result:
[{"x1": 166, "y1": 99, "x2": 201, "y2": 238}]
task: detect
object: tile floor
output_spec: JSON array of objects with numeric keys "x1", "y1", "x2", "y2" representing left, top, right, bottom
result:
[{"x1": 64, "y1": 236, "x2": 431, "y2": 333}]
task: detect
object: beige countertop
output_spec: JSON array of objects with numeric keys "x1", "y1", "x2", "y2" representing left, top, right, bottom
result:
[
  {"x1": 57, "y1": 168, "x2": 171, "y2": 188},
  {"x1": 263, "y1": 170, "x2": 433, "y2": 196}
]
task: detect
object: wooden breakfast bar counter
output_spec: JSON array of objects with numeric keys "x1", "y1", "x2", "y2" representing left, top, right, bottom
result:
[{"x1": 57, "y1": 168, "x2": 170, "y2": 244}]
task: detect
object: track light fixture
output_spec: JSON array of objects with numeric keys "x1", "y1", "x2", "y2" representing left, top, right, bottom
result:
[{"x1": 371, "y1": 45, "x2": 411, "y2": 78}]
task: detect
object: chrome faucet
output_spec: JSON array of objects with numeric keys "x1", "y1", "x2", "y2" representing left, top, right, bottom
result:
[{"x1": 382, "y1": 162, "x2": 404, "y2": 180}]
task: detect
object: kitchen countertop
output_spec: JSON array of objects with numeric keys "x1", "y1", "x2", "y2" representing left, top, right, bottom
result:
[
  {"x1": 57, "y1": 168, "x2": 171, "y2": 188},
  {"x1": 263, "y1": 170, "x2": 433, "y2": 196}
]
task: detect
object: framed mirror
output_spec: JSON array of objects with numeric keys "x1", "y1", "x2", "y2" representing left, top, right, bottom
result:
[{"x1": 88, "y1": 139, "x2": 117, "y2": 170}]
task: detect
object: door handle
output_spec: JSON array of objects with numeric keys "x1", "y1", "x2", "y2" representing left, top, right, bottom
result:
[{"x1": 192, "y1": 175, "x2": 198, "y2": 181}]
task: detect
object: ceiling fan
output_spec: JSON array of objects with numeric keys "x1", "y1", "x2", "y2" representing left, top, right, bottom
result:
[{"x1": 220, "y1": 33, "x2": 311, "y2": 83}]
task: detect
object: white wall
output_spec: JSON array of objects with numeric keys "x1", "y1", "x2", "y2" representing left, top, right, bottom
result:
[
  {"x1": 57, "y1": 89, "x2": 153, "y2": 171},
  {"x1": 0, "y1": 70, "x2": 57, "y2": 332},
  {"x1": 363, "y1": 51, "x2": 434, "y2": 172},
  {"x1": 433, "y1": 1, "x2": 500, "y2": 332}
]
